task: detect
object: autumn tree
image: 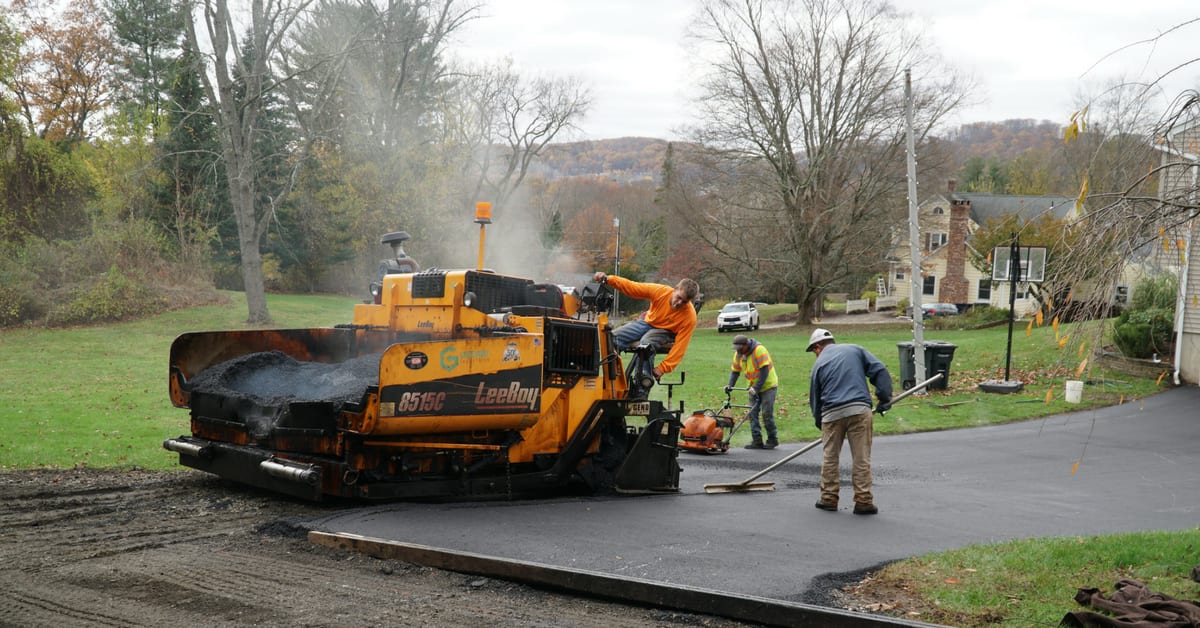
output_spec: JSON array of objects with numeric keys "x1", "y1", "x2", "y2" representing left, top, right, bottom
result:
[
  {"x1": 969, "y1": 213, "x2": 1088, "y2": 312},
  {"x1": 666, "y1": 0, "x2": 968, "y2": 319},
  {"x1": 5, "y1": 0, "x2": 114, "y2": 141},
  {"x1": 561, "y1": 204, "x2": 634, "y2": 273}
]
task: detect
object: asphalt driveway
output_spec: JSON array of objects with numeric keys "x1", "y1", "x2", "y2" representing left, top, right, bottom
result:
[{"x1": 307, "y1": 386, "x2": 1200, "y2": 604}]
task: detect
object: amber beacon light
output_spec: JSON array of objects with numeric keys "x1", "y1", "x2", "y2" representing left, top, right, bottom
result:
[{"x1": 475, "y1": 201, "x2": 492, "y2": 269}]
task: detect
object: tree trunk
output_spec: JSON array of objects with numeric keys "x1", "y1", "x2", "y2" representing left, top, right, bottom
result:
[{"x1": 229, "y1": 170, "x2": 271, "y2": 324}]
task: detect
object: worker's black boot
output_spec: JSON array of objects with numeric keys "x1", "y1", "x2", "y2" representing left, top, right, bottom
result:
[
  {"x1": 744, "y1": 439, "x2": 765, "y2": 449},
  {"x1": 764, "y1": 437, "x2": 779, "y2": 449}
]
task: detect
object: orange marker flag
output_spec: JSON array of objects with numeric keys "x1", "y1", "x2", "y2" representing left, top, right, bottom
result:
[
  {"x1": 1026, "y1": 320, "x2": 1033, "y2": 337},
  {"x1": 1078, "y1": 342, "x2": 1086, "y2": 357},
  {"x1": 1076, "y1": 358, "x2": 1088, "y2": 377},
  {"x1": 1057, "y1": 336, "x2": 1069, "y2": 349},
  {"x1": 1035, "y1": 309, "x2": 1044, "y2": 326},
  {"x1": 1045, "y1": 388, "x2": 1054, "y2": 403},
  {"x1": 1071, "y1": 460, "x2": 1080, "y2": 475},
  {"x1": 1157, "y1": 371, "x2": 1168, "y2": 386}
]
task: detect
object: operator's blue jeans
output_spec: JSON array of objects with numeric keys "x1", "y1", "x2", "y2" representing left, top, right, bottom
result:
[
  {"x1": 611, "y1": 320, "x2": 673, "y2": 352},
  {"x1": 748, "y1": 387, "x2": 778, "y2": 442}
]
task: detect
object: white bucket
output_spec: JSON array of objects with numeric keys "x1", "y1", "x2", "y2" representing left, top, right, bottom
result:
[{"x1": 1065, "y1": 380, "x2": 1083, "y2": 404}]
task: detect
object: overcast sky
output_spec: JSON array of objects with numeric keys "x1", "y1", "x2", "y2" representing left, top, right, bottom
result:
[{"x1": 453, "y1": 1, "x2": 1199, "y2": 141}]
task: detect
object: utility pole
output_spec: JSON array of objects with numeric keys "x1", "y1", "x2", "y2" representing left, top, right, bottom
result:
[
  {"x1": 904, "y1": 69, "x2": 927, "y2": 387},
  {"x1": 613, "y1": 217, "x2": 621, "y2": 316}
]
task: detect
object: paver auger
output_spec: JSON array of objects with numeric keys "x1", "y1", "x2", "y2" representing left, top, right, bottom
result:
[{"x1": 164, "y1": 203, "x2": 683, "y2": 501}]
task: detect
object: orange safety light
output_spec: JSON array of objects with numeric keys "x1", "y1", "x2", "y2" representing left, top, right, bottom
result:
[{"x1": 474, "y1": 201, "x2": 493, "y2": 224}]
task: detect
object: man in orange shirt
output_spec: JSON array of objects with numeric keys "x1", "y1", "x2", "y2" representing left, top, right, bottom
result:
[{"x1": 592, "y1": 272, "x2": 699, "y2": 379}]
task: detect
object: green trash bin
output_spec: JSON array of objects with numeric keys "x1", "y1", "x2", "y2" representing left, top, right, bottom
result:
[{"x1": 896, "y1": 341, "x2": 956, "y2": 391}]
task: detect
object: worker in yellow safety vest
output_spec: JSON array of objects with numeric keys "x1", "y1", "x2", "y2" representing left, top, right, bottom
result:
[{"x1": 726, "y1": 334, "x2": 779, "y2": 449}]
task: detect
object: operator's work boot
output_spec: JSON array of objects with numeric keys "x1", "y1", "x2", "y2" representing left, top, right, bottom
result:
[
  {"x1": 744, "y1": 439, "x2": 765, "y2": 450},
  {"x1": 764, "y1": 437, "x2": 779, "y2": 449}
]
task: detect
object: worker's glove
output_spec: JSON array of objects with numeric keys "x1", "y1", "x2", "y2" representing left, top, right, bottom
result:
[
  {"x1": 724, "y1": 385, "x2": 733, "y2": 395},
  {"x1": 748, "y1": 388, "x2": 759, "y2": 400},
  {"x1": 875, "y1": 395, "x2": 892, "y2": 414},
  {"x1": 814, "y1": 417, "x2": 822, "y2": 430}
]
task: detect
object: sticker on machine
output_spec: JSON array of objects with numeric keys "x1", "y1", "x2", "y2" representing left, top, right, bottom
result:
[
  {"x1": 625, "y1": 401, "x2": 651, "y2": 416},
  {"x1": 404, "y1": 352, "x2": 428, "y2": 369}
]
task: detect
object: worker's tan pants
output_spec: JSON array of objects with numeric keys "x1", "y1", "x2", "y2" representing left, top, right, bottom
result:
[{"x1": 819, "y1": 410, "x2": 874, "y2": 506}]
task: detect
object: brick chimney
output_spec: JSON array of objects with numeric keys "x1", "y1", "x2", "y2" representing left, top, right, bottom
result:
[{"x1": 940, "y1": 198, "x2": 971, "y2": 304}]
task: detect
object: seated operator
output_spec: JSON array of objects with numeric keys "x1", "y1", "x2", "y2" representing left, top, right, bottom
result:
[{"x1": 592, "y1": 272, "x2": 700, "y2": 379}]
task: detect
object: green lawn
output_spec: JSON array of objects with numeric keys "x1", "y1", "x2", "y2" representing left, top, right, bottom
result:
[
  {"x1": 0, "y1": 292, "x2": 358, "y2": 469},
  {"x1": 658, "y1": 315, "x2": 1166, "y2": 447},
  {"x1": 0, "y1": 293, "x2": 1189, "y2": 626},
  {"x1": 0, "y1": 294, "x2": 1170, "y2": 467}
]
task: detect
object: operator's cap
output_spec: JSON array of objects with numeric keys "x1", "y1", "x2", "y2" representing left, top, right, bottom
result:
[
  {"x1": 806, "y1": 328, "x2": 834, "y2": 352},
  {"x1": 731, "y1": 334, "x2": 750, "y2": 348}
]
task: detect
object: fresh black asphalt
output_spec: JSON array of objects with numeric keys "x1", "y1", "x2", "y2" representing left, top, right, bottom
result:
[{"x1": 307, "y1": 385, "x2": 1200, "y2": 605}]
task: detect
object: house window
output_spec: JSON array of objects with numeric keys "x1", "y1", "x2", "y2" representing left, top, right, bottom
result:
[
  {"x1": 926, "y1": 232, "x2": 947, "y2": 250},
  {"x1": 978, "y1": 279, "x2": 991, "y2": 301},
  {"x1": 895, "y1": 271, "x2": 904, "y2": 281},
  {"x1": 932, "y1": 206, "x2": 945, "y2": 215},
  {"x1": 922, "y1": 276, "x2": 935, "y2": 296}
]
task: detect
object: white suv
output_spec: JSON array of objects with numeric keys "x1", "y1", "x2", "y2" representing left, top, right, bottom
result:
[{"x1": 717, "y1": 302, "x2": 760, "y2": 332}]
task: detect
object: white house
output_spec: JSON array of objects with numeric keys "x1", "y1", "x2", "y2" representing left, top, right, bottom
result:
[
  {"x1": 1157, "y1": 122, "x2": 1200, "y2": 385},
  {"x1": 889, "y1": 181, "x2": 1079, "y2": 316}
]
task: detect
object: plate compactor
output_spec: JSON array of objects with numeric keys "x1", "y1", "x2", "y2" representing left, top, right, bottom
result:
[{"x1": 678, "y1": 388, "x2": 752, "y2": 454}]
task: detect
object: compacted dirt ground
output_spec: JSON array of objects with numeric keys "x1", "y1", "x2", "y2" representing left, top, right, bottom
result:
[{"x1": 0, "y1": 468, "x2": 774, "y2": 627}]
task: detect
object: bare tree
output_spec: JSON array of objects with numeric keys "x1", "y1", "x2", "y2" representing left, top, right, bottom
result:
[
  {"x1": 665, "y1": 0, "x2": 967, "y2": 318},
  {"x1": 1047, "y1": 21, "x2": 1200, "y2": 333},
  {"x1": 183, "y1": 0, "x2": 315, "y2": 323},
  {"x1": 449, "y1": 59, "x2": 591, "y2": 212}
]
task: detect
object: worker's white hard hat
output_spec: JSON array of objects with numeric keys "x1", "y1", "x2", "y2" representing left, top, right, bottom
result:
[{"x1": 806, "y1": 328, "x2": 834, "y2": 352}]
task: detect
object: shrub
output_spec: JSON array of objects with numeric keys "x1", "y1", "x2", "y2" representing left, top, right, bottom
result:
[
  {"x1": 1111, "y1": 275, "x2": 1178, "y2": 359},
  {"x1": 46, "y1": 265, "x2": 166, "y2": 326},
  {"x1": 0, "y1": 278, "x2": 46, "y2": 327},
  {"x1": 1112, "y1": 307, "x2": 1174, "y2": 359},
  {"x1": 959, "y1": 305, "x2": 1010, "y2": 326},
  {"x1": 1130, "y1": 274, "x2": 1177, "y2": 311}
]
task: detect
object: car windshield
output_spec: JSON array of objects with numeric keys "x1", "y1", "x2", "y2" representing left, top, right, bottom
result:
[{"x1": 721, "y1": 303, "x2": 749, "y2": 312}]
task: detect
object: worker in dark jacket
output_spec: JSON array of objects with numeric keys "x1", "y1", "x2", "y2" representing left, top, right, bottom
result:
[
  {"x1": 807, "y1": 328, "x2": 892, "y2": 515},
  {"x1": 725, "y1": 335, "x2": 779, "y2": 449}
]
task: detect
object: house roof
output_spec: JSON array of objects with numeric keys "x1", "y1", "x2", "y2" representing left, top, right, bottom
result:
[{"x1": 950, "y1": 193, "x2": 1077, "y2": 225}]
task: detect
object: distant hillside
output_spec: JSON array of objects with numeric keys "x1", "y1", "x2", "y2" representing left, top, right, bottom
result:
[
  {"x1": 534, "y1": 121, "x2": 1064, "y2": 182},
  {"x1": 532, "y1": 137, "x2": 669, "y2": 182},
  {"x1": 943, "y1": 119, "x2": 1063, "y2": 162}
]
